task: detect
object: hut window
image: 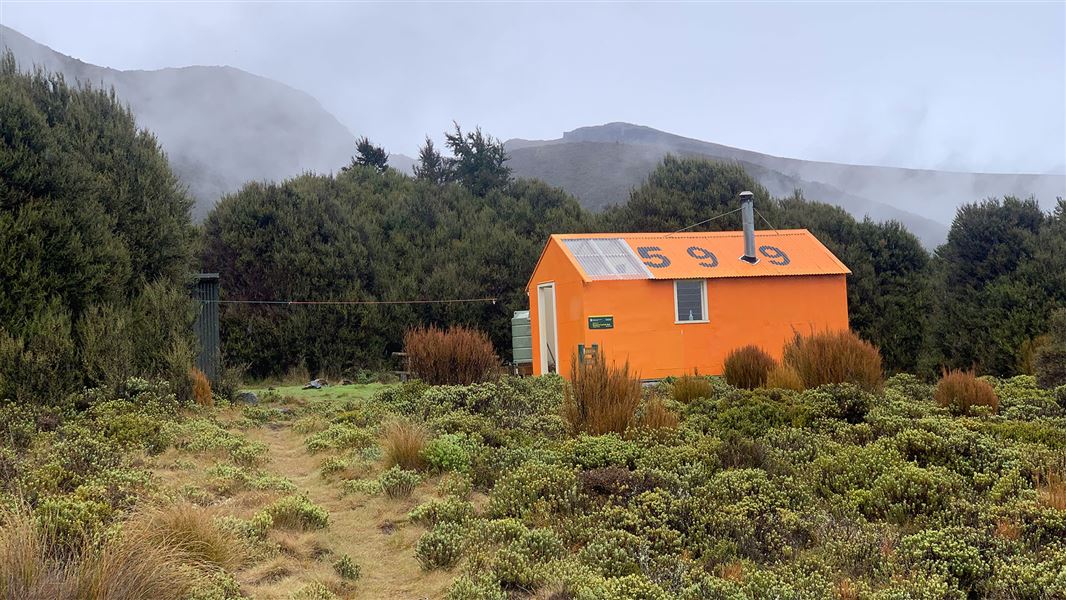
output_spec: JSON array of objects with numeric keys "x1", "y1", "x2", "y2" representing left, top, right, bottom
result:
[{"x1": 674, "y1": 280, "x2": 707, "y2": 323}]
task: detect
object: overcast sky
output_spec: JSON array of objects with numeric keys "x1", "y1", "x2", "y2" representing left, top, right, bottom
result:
[{"x1": 2, "y1": 1, "x2": 1064, "y2": 174}]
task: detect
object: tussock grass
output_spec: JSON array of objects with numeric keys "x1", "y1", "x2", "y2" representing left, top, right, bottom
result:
[
  {"x1": 670, "y1": 374, "x2": 713, "y2": 404},
  {"x1": 934, "y1": 369, "x2": 998, "y2": 415},
  {"x1": 723, "y1": 345, "x2": 777, "y2": 389},
  {"x1": 766, "y1": 363, "x2": 805, "y2": 391},
  {"x1": 191, "y1": 367, "x2": 213, "y2": 407},
  {"x1": 0, "y1": 504, "x2": 215, "y2": 600},
  {"x1": 783, "y1": 330, "x2": 883, "y2": 391},
  {"x1": 140, "y1": 502, "x2": 245, "y2": 570},
  {"x1": 404, "y1": 325, "x2": 500, "y2": 385},
  {"x1": 637, "y1": 398, "x2": 679, "y2": 431},
  {"x1": 563, "y1": 353, "x2": 642, "y2": 435},
  {"x1": 382, "y1": 420, "x2": 428, "y2": 471},
  {"x1": 1036, "y1": 468, "x2": 1066, "y2": 511}
]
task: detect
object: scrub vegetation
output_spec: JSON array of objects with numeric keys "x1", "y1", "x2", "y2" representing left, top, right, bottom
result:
[{"x1": 3, "y1": 56, "x2": 1066, "y2": 600}]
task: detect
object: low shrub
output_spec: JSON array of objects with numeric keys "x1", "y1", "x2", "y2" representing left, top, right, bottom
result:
[
  {"x1": 382, "y1": 420, "x2": 428, "y2": 471},
  {"x1": 723, "y1": 345, "x2": 777, "y2": 389},
  {"x1": 766, "y1": 364, "x2": 805, "y2": 391},
  {"x1": 935, "y1": 370, "x2": 999, "y2": 415},
  {"x1": 305, "y1": 424, "x2": 376, "y2": 454},
  {"x1": 404, "y1": 325, "x2": 500, "y2": 386},
  {"x1": 897, "y1": 528, "x2": 990, "y2": 594},
  {"x1": 260, "y1": 495, "x2": 329, "y2": 531},
  {"x1": 416, "y1": 521, "x2": 467, "y2": 570},
  {"x1": 288, "y1": 582, "x2": 340, "y2": 600},
  {"x1": 379, "y1": 466, "x2": 421, "y2": 499},
  {"x1": 783, "y1": 330, "x2": 883, "y2": 391},
  {"x1": 671, "y1": 374, "x2": 714, "y2": 404},
  {"x1": 190, "y1": 368, "x2": 212, "y2": 407},
  {"x1": 332, "y1": 553, "x2": 361, "y2": 581},
  {"x1": 1034, "y1": 308, "x2": 1066, "y2": 389},
  {"x1": 566, "y1": 433, "x2": 643, "y2": 470},
  {"x1": 488, "y1": 462, "x2": 580, "y2": 519},
  {"x1": 422, "y1": 433, "x2": 471, "y2": 473},
  {"x1": 563, "y1": 353, "x2": 642, "y2": 435},
  {"x1": 409, "y1": 498, "x2": 475, "y2": 527}
]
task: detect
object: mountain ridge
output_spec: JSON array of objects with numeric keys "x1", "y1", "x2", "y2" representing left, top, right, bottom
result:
[{"x1": 506, "y1": 122, "x2": 1064, "y2": 245}]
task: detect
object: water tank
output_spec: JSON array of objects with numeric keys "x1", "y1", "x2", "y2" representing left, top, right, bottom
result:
[{"x1": 511, "y1": 310, "x2": 532, "y2": 365}]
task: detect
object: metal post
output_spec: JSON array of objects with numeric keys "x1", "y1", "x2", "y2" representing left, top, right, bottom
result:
[
  {"x1": 739, "y1": 191, "x2": 757, "y2": 264},
  {"x1": 194, "y1": 273, "x2": 220, "y2": 384}
]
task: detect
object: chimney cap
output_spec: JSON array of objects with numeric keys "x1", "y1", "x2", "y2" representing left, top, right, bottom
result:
[{"x1": 738, "y1": 191, "x2": 754, "y2": 200}]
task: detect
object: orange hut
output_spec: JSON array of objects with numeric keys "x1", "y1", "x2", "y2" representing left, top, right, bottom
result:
[{"x1": 525, "y1": 204, "x2": 850, "y2": 380}]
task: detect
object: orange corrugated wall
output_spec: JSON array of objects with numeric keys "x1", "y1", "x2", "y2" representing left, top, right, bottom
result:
[{"x1": 528, "y1": 240, "x2": 849, "y2": 379}]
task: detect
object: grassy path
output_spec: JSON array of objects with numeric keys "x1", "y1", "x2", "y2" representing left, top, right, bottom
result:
[{"x1": 245, "y1": 416, "x2": 453, "y2": 599}]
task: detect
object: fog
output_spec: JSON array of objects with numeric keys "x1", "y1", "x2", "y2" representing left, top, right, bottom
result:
[{"x1": 3, "y1": 2, "x2": 1064, "y2": 175}]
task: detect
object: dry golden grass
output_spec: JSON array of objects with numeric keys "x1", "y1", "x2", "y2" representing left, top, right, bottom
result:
[
  {"x1": 0, "y1": 505, "x2": 203, "y2": 600},
  {"x1": 718, "y1": 560, "x2": 745, "y2": 583},
  {"x1": 783, "y1": 330, "x2": 883, "y2": 391},
  {"x1": 766, "y1": 363, "x2": 805, "y2": 391},
  {"x1": 190, "y1": 367, "x2": 213, "y2": 407},
  {"x1": 383, "y1": 420, "x2": 428, "y2": 471},
  {"x1": 994, "y1": 519, "x2": 1022, "y2": 540},
  {"x1": 272, "y1": 530, "x2": 329, "y2": 561},
  {"x1": 1036, "y1": 468, "x2": 1066, "y2": 511},
  {"x1": 671, "y1": 374, "x2": 713, "y2": 404},
  {"x1": 638, "y1": 397, "x2": 679, "y2": 431},
  {"x1": 934, "y1": 369, "x2": 999, "y2": 415},
  {"x1": 404, "y1": 325, "x2": 500, "y2": 385},
  {"x1": 834, "y1": 578, "x2": 859, "y2": 600},
  {"x1": 723, "y1": 345, "x2": 777, "y2": 389},
  {"x1": 140, "y1": 502, "x2": 245, "y2": 570},
  {"x1": 563, "y1": 352, "x2": 642, "y2": 435}
]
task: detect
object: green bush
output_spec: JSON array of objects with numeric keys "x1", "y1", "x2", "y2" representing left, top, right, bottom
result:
[
  {"x1": 579, "y1": 529, "x2": 642, "y2": 577},
  {"x1": 488, "y1": 462, "x2": 580, "y2": 519},
  {"x1": 422, "y1": 434, "x2": 471, "y2": 473},
  {"x1": 862, "y1": 464, "x2": 962, "y2": 524},
  {"x1": 409, "y1": 498, "x2": 475, "y2": 527},
  {"x1": 803, "y1": 384, "x2": 875, "y2": 424},
  {"x1": 379, "y1": 465, "x2": 421, "y2": 499},
  {"x1": 304, "y1": 423, "x2": 376, "y2": 453},
  {"x1": 260, "y1": 495, "x2": 329, "y2": 530},
  {"x1": 416, "y1": 521, "x2": 467, "y2": 570},
  {"x1": 446, "y1": 573, "x2": 508, "y2": 600},
  {"x1": 897, "y1": 528, "x2": 990, "y2": 594},
  {"x1": 565, "y1": 433, "x2": 643, "y2": 470},
  {"x1": 332, "y1": 553, "x2": 361, "y2": 581}
]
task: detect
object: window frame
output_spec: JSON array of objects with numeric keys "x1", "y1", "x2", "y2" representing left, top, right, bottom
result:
[{"x1": 673, "y1": 279, "x2": 709, "y2": 324}]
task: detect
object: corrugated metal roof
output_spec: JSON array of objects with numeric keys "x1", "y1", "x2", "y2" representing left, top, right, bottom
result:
[
  {"x1": 560, "y1": 238, "x2": 653, "y2": 280},
  {"x1": 553, "y1": 229, "x2": 850, "y2": 281}
]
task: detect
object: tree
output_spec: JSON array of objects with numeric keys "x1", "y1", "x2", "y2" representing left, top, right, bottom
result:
[
  {"x1": 1034, "y1": 308, "x2": 1066, "y2": 388},
  {"x1": 346, "y1": 136, "x2": 389, "y2": 172},
  {"x1": 413, "y1": 137, "x2": 451, "y2": 184},
  {"x1": 928, "y1": 197, "x2": 1047, "y2": 375},
  {"x1": 0, "y1": 54, "x2": 196, "y2": 400},
  {"x1": 444, "y1": 123, "x2": 511, "y2": 196}
]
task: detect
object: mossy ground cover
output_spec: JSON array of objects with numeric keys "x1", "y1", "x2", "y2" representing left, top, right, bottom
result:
[{"x1": 3, "y1": 375, "x2": 1065, "y2": 599}]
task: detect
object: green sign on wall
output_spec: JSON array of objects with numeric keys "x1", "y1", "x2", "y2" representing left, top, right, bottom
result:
[{"x1": 588, "y1": 315, "x2": 614, "y2": 330}]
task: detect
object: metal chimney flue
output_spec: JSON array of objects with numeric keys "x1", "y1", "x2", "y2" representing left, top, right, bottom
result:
[{"x1": 739, "y1": 191, "x2": 757, "y2": 264}]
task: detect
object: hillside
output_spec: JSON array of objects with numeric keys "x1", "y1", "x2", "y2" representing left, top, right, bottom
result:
[
  {"x1": 507, "y1": 123, "x2": 1065, "y2": 246},
  {"x1": 0, "y1": 25, "x2": 363, "y2": 219}
]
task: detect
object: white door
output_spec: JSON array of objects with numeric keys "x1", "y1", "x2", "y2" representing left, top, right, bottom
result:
[{"x1": 537, "y1": 283, "x2": 558, "y2": 374}]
